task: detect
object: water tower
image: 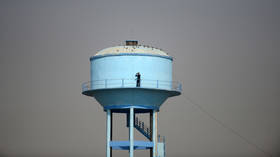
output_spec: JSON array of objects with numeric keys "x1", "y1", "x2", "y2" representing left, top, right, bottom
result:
[{"x1": 82, "y1": 41, "x2": 181, "y2": 157}]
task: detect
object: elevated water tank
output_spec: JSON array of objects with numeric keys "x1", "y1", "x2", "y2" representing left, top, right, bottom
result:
[{"x1": 82, "y1": 41, "x2": 181, "y2": 110}]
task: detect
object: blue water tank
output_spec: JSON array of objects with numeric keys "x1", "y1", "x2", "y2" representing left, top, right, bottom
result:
[{"x1": 82, "y1": 41, "x2": 181, "y2": 111}]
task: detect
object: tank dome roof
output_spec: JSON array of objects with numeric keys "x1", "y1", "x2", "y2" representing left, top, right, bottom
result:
[{"x1": 94, "y1": 45, "x2": 169, "y2": 57}]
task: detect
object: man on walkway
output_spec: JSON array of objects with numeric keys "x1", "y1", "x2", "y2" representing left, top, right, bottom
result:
[{"x1": 135, "y1": 72, "x2": 141, "y2": 87}]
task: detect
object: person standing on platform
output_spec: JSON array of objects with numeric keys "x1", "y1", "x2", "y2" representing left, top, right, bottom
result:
[{"x1": 135, "y1": 72, "x2": 141, "y2": 87}]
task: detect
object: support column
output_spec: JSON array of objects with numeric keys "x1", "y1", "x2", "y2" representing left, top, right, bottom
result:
[
  {"x1": 106, "y1": 110, "x2": 111, "y2": 157},
  {"x1": 129, "y1": 107, "x2": 134, "y2": 157},
  {"x1": 150, "y1": 110, "x2": 153, "y2": 157},
  {"x1": 110, "y1": 111, "x2": 113, "y2": 157},
  {"x1": 153, "y1": 110, "x2": 158, "y2": 157},
  {"x1": 155, "y1": 112, "x2": 158, "y2": 157}
]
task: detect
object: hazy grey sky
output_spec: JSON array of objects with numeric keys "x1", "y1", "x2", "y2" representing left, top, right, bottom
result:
[{"x1": 0, "y1": 0, "x2": 279, "y2": 157}]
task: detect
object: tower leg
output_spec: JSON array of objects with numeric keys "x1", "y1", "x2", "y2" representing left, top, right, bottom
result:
[
  {"x1": 129, "y1": 107, "x2": 134, "y2": 157},
  {"x1": 110, "y1": 111, "x2": 113, "y2": 157},
  {"x1": 153, "y1": 110, "x2": 158, "y2": 157},
  {"x1": 150, "y1": 110, "x2": 153, "y2": 157},
  {"x1": 106, "y1": 110, "x2": 111, "y2": 157}
]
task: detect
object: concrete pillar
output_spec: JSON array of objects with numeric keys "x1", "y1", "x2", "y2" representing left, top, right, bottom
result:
[
  {"x1": 150, "y1": 110, "x2": 153, "y2": 157},
  {"x1": 110, "y1": 111, "x2": 113, "y2": 157},
  {"x1": 153, "y1": 110, "x2": 158, "y2": 157},
  {"x1": 106, "y1": 110, "x2": 111, "y2": 157},
  {"x1": 155, "y1": 112, "x2": 158, "y2": 157},
  {"x1": 129, "y1": 107, "x2": 134, "y2": 157}
]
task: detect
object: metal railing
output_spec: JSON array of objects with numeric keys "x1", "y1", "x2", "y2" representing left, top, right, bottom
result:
[
  {"x1": 134, "y1": 116, "x2": 165, "y2": 144},
  {"x1": 82, "y1": 79, "x2": 182, "y2": 92},
  {"x1": 134, "y1": 116, "x2": 152, "y2": 140}
]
